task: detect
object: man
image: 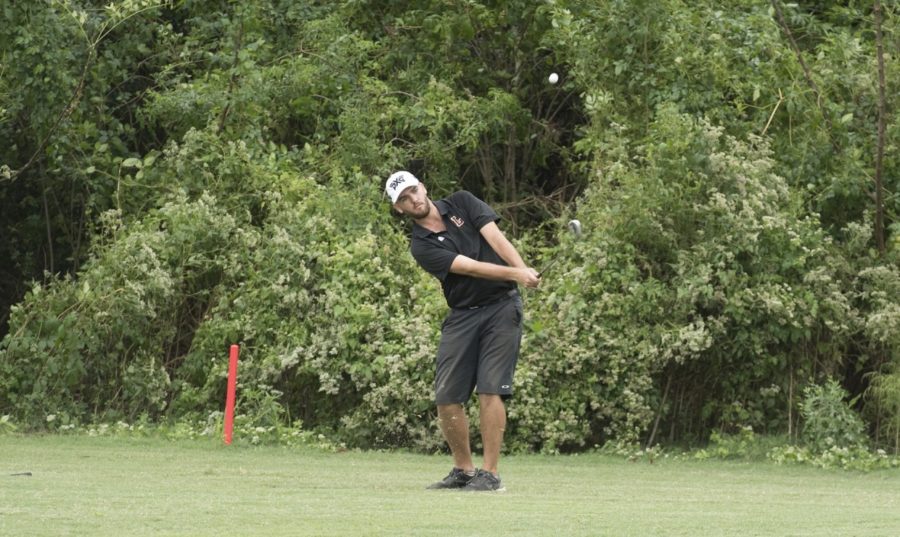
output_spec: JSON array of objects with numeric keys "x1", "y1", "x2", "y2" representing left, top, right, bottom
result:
[{"x1": 385, "y1": 170, "x2": 541, "y2": 492}]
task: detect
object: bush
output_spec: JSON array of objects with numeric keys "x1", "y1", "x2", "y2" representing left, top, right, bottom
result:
[
  {"x1": 513, "y1": 107, "x2": 849, "y2": 450},
  {"x1": 0, "y1": 193, "x2": 246, "y2": 424},
  {"x1": 799, "y1": 379, "x2": 868, "y2": 453},
  {"x1": 867, "y1": 367, "x2": 900, "y2": 454},
  {"x1": 768, "y1": 444, "x2": 900, "y2": 472}
]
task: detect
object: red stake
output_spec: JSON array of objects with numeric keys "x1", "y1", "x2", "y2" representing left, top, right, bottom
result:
[{"x1": 224, "y1": 344, "x2": 239, "y2": 445}]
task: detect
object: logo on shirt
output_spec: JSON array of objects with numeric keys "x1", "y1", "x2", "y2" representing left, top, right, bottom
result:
[{"x1": 450, "y1": 215, "x2": 465, "y2": 228}]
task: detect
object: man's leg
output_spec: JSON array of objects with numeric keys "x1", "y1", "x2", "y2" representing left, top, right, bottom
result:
[
  {"x1": 473, "y1": 296, "x2": 521, "y2": 478},
  {"x1": 437, "y1": 403, "x2": 475, "y2": 472},
  {"x1": 478, "y1": 394, "x2": 506, "y2": 475}
]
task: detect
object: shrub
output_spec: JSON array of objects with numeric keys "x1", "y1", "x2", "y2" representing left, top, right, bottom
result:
[
  {"x1": 514, "y1": 107, "x2": 848, "y2": 450},
  {"x1": 867, "y1": 367, "x2": 900, "y2": 454},
  {"x1": 799, "y1": 379, "x2": 868, "y2": 453},
  {"x1": 0, "y1": 193, "x2": 246, "y2": 424}
]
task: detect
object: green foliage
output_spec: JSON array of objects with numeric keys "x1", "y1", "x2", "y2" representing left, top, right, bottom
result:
[
  {"x1": 0, "y1": 129, "x2": 448, "y2": 448},
  {"x1": 0, "y1": 414, "x2": 16, "y2": 434},
  {"x1": 547, "y1": 0, "x2": 899, "y2": 233},
  {"x1": 799, "y1": 379, "x2": 868, "y2": 453},
  {"x1": 693, "y1": 427, "x2": 767, "y2": 461},
  {"x1": 1, "y1": 1, "x2": 899, "y2": 453},
  {"x1": 0, "y1": 192, "x2": 245, "y2": 424},
  {"x1": 336, "y1": 0, "x2": 584, "y2": 206},
  {"x1": 516, "y1": 107, "x2": 849, "y2": 450},
  {"x1": 768, "y1": 444, "x2": 900, "y2": 472},
  {"x1": 867, "y1": 366, "x2": 900, "y2": 454},
  {"x1": 0, "y1": 0, "x2": 178, "y2": 338},
  {"x1": 172, "y1": 179, "x2": 447, "y2": 450}
]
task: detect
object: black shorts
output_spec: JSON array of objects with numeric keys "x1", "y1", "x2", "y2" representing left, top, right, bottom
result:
[{"x1": 434, "y1": 291, "x2": 523, "y2": 405}]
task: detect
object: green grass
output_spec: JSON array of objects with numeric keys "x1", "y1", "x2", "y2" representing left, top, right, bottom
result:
[{"x1": 2, "y1": 435, "x2": 899, "y2": 536}]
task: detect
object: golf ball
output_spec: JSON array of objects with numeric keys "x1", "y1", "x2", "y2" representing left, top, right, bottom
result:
[{"x1": 548, "y1": 72, "x2": 559, "y2": 84}]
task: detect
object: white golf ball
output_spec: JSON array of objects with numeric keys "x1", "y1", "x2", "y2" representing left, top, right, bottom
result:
[{"x1": 548, "y1": 72, "x2": 559, "y2": 84}]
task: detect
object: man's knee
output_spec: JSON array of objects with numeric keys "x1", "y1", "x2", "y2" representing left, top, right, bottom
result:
[
  {"x1": 478, "y1": 393, "x2": 504, "y2": 406},
  {"x1": 437, "y1": 403, "x2": 465, "y2": 419}
]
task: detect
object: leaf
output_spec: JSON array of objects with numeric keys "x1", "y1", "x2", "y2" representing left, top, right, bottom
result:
[{"x1": 121, "y1": 158, "x2": 143, "y2": 169}]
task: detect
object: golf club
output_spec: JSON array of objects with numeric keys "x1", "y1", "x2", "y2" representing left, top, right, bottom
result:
[{"x1": 539, "y1": 219, "x2": 582, "y2": 277}]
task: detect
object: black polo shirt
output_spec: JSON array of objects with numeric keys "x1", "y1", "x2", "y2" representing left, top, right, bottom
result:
[{"x1": 411, "y1": 191, "x2": 516, "y2": 309}]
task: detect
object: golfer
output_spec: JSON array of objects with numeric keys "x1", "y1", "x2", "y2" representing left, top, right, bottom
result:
[{"x1": 385, "y1": 170, "x2": 540, "y2": 492}]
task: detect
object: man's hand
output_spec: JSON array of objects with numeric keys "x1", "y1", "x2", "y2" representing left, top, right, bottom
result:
[{"x1": 517, "y1": 267, "x2": 541, "y2": 288}]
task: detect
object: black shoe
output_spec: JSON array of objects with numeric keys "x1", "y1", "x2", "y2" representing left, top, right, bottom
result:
[
  {"x1": 426, "y1": 468, "x2": 475, "y2": 490},
  {"x1": 462, "y1": 469, "x2": 505, "y2": 492}
]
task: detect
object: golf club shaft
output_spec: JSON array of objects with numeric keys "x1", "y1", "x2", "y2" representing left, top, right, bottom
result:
[
  {"x1": 539, "y1": 219, "x2": 582, "y2": 277},
  {"x1": 539, "y1": 255, "x2": 561, "y2": 277}
]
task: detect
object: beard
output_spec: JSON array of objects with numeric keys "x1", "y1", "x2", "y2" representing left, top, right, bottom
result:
[{"x1": 408, "y1": 199, "x2": 432, "y2": 220}]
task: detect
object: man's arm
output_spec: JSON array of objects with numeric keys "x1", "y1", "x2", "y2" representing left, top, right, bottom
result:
[
  {"x1": 449, "y1": 219, "x2": 541, "y2": 288},
  {"x1": 479, "y1": 221, "x2": 527, "y2": 269},
  {"x1": 449, "y1": 255, "x2": 541, "y2": 288}
]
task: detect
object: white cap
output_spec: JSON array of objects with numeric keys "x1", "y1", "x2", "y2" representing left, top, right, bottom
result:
[{"x1": 385, "y1": 171, "x2": 420, "y2": 204}]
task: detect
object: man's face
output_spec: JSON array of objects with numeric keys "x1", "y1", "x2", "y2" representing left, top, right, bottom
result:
[{"x1": 393, "y1": 183, "x2": 430, "y2": 219}]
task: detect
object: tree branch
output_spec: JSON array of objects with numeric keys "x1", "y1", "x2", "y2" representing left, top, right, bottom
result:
[
  {"x1": 5, "y1": 2, "x2": 168, "y2": 183},
  {"x1": 770, "y1": 0, "x2": 834, "y2": 136},
  {"x1": 5, "y1": 48, "x2": 94, "y2": 183},
  {"x1": 218, "y1": 11, "x2": 245, "y2": 132}
]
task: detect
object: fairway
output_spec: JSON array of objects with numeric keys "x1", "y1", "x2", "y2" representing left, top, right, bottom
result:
[{"x1": 2, "y1": 436, "x2": 899, "y2": 536}]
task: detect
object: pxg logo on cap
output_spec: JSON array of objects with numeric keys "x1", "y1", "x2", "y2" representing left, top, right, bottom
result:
[{"x1": 385, "y1": 171, "x2": 420, "y2": 203}]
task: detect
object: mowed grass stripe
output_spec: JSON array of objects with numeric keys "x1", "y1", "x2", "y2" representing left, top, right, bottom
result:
[{"x1": 1, "y1": 436, "x2": 899, "y2": 536}]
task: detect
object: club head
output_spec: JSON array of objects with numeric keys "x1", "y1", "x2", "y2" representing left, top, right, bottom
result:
[
  {"x1": 539, "y1": 219, "x2": 584, "y2": 278},
  {"x1": 567, "y1": 219, "x2": 582, "y2": 238}
]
